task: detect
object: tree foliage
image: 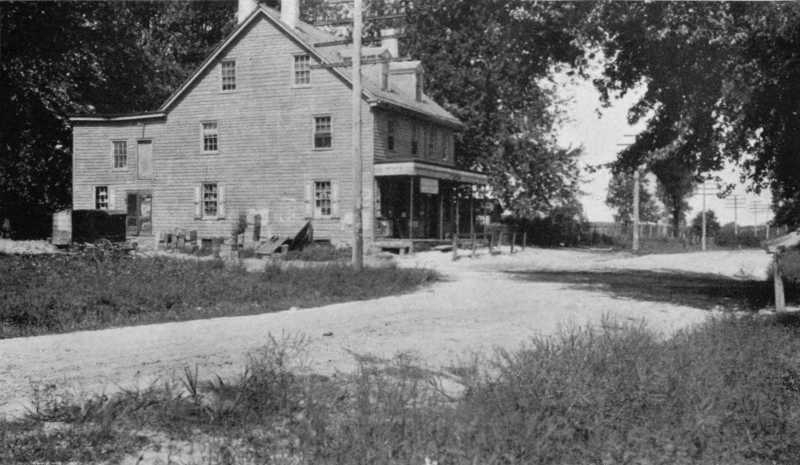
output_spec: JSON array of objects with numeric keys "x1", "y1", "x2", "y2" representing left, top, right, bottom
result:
[
  {"x1": 401, "y1": 0, "x2": 591, "y2": 217},
  {"x1": 691, "y1": 209, "x2": 721, "y2": 239},
  {"x1": 584, "y1": 2, "x2": 800, "y2": 227},
  {"x1": 605, "y1": 170, "x2": 660, "y2": 226},
  {"x1": 0, "y1": 1, "x2": 234, "y2": 226}
]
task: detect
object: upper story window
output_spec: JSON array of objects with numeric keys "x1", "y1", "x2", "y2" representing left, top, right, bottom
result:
[
  {"x1": 95, "y1": 186, "x2": 109, "y2": 210},
  {"x1": 202, "y1": 122, "x2": 218, "y2": 153},
  {"x1": 411, "y1": 124, "x2": 419, "y2": 155},
  {"x1": 440, "y1": 130, "x2": 448, "y2": 160},
  {"x1": 314, "y1": 116, "x2": 332, "y2": 149},
  {"x1": 221, "y1": 59, "x2": 236, "y2": 91},
  {"x1": 112, "y1": 141, "x2": 127, "y2": 169},
  {"x1": 427, "y1": 127, "x2": 435, "y2": 156},
  {"x1": 294, "y1": 54, "x2": 311, "y2": 85},
  {"x1": 387, "y1": 120, "x2": 395, "y2": 151}
]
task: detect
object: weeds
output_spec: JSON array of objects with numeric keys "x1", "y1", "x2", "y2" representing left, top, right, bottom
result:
[
  {"x1": 0, "y1": 254, "x2": 438, "y2": 338},
  {"x1": 5, "y1": 317, "x2": 800, "y2": 464}
]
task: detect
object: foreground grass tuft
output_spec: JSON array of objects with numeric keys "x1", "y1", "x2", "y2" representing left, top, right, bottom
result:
[
  {"x1": 0, "y1": 253, "x2": 437, "y2": 338},
  {"x1": 4, "y1": 317, "x2": 800, "y2": 464}
]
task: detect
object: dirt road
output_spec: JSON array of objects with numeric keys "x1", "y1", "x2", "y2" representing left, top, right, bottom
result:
[{"x1": 0, "y1": 247, "x2": 771, "y2": 419}]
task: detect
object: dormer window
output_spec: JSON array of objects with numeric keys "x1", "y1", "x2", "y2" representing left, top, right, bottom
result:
[{"x1": 221, "y1": 59, "x2": 236, "y2": 91}]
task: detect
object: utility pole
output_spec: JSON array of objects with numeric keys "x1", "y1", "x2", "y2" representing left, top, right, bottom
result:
[
  {"x1": 351, "y1": 0, "x2": 363, "y2": 271},
  {"x1": 724, "y1": 195, "x2": 740, "y2": 236},
  {"x1": 696, "y1": 182, "x2": 717, "y2": 251},
  {"x1": 632, "y1": 167, "x2": 640, "y2": 252}
]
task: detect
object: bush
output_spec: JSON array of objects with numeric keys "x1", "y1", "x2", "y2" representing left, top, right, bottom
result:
[{"x1": 716, "y1": 223, "x2": 764, "y2": 248}]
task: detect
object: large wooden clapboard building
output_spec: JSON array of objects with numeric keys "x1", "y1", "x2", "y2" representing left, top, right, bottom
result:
[{"x1": 70, "y1": 0, "x2": 487, "y2": 250}]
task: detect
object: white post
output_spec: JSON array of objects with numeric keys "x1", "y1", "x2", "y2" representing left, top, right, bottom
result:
[
  {"x1": 632, "y1": 167, "x2": 640, "y2": 252},
  {"x1": 351, "y1": 0, "x2": 363, "y2": 270},
  {"x1": 701, "y1": 187, "x2": 707, "y2": 251}
]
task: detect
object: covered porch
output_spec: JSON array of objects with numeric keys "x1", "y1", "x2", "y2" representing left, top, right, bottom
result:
[{"x1": 373, "y1": 161, "x2": 488, "y2": 249}]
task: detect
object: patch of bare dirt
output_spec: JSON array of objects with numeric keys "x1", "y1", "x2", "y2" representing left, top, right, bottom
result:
[{"x1": 0, "y1": 247, "x2": 771, "y2": 420}]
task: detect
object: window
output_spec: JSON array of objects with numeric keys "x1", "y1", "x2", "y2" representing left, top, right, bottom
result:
[
  {"x1": 427, "y1": 127, "x2": 435, "y2": 156},
  {"x1": 294, "y1": 54, "x2": 311, "y2": 85},
  {"x1": 95, "y1": 186, "x2": 109, "y2": 210},
  {"x1": 387, "y1": 120, "x2": 395, "y2": 151},
  {"x1": 411, "y1": 124, "x2": 419, "y2": 155},
  {"x1": 314, "y1": 116, "x2": 332, "y2": 149},
  {"x1": 314, "y1": 181, "x2": 332, "y2": 217},
  {"x1": 221, "y1": 59, "x2": 236, "y2": 91},
  {"x1": 113, "y1": 141, "x2": 127, "y2": 168},
  {"x1": 202, "y1": 122, "x2": 218, "y2": 152},
  {"x1": 440, "y1": 130, "x2": 448, "y2": 160},
  {"x1": 202, "y1": 183, "x2": 218, "y2": 217}
]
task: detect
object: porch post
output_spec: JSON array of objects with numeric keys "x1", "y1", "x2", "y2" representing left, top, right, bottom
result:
[
  {"x1": 439, "y1": 186, "x2": 444, "y2": 240},
  {"x1": 409, "y1": 177, "x2": 414, "y2": 239},
  {"x1": 470, "y1": 194, "x2": 475, "y2": 237},
  {"x1": 455, "y1": 190, "x2": 460, "y2": 237}
]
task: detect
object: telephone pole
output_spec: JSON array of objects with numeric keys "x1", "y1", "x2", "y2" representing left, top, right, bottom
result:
[
  {"x1": 632, "y1": 167, "x2": 640, "y2": 252},
  {"x1": 750, "y1": 201, "x2": 771, "y2": 239},
  {"x1": 351, "y1": 0, "x2": 364, "y2": 271},
  {"x1": 723, "y1": 194, "x2": 741, "y2": 236},
  {"x1": 695, "y1": 182, "x2": 718, "y2": 251}
]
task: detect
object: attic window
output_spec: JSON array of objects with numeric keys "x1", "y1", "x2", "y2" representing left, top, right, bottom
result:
[
  {"x1": 221, "y1": 59, "x2": 236, "y2": 91},
  {"x1": 294, "y1": 54, "x2": 311, "y2": 85}
]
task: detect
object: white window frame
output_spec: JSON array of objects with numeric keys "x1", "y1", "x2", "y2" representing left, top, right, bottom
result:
[
  {"x1": 112, "y1": 140, "x2": 128, "y2": 170},
  {"x1": 314, "y1": 180, "x2": 332, "y2": 218},
  {"x1": 293, "y1": 53, "x2": 311, "y2": 87},
  {"x1": 95, "y1": 186, "x2": 109, "y2": 210},
  {"x1": 201, "y1": 121, "x2": 219, "y2": 154},
  {"x1": 221, "y1": 58, "x2": 236, "y2": 91},
  {"x1": 313, "y1": 115, "x2": 333, "y2": 150},
  {"x1": 202, "y1": 182, "x2": 219, "y2": 218}
]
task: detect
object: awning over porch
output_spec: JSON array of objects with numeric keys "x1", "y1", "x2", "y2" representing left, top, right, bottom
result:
[{"x1": 374, "y1": 160, "x2": 488, "y2": 185}]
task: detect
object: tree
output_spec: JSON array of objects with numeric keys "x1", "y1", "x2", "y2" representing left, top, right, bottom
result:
[
  {"x1": 401, "y1": 0, "x2": 592, "y2": 217},
  {"x1": 691, "y1": 209, "x2": 721, "y2": 239},
  {"x1": 652, "y1": 158, "x2": 695, "y2": 235},
  {"x1": 583, "y1": 2, "x2": 800, "y2": 228},
  {"x1": 605, "y1": 169, "x2": 660, "y2": 226},
  {"x1": 0, "y1": 1, "x2": 234, "y2": 234}
]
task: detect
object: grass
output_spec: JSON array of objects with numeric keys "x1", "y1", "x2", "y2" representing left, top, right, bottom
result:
[
  {"x1": 4, "y1": 316, "x2": 800, "y2": 464},
  {"x1": 0, "y1": 252, "x2": 437, "y2": 338},
  {"x1": 511, "y1": 269, "x2": 799, "y2": 311}
]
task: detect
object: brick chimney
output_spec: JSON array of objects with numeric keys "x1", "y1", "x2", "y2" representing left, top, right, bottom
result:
[
  {"x1": 281, "y1": 0, "x2": 299, "y2": 28},
  {"x1": 380, "y1": 28, "x2": 399, "y2": 58},
  {"x1": 238, "y1": 0, "x2": 258, "y2": 24}
]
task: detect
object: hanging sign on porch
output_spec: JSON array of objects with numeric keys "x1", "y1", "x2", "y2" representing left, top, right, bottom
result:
[{"x1": 419, "y1": 177, "x2": 439, "y2": 195}]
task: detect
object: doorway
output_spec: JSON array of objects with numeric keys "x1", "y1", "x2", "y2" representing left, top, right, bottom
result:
[{"x1": 126, "y1": 191, "x2": 152, "y2": 236}]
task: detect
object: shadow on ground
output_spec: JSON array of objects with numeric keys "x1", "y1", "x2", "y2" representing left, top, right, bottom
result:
[{"x1": 510, "y1": 269, "x2": 799, "y2": 312}]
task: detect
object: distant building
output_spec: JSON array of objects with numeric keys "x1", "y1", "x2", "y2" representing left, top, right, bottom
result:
[{"x1": 70, "y1": 0, "x2": 486, "y2": 250}]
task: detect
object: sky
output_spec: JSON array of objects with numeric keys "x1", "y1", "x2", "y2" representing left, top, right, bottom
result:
[{"x1": 553, "y1": 72, "x2": 774, "y2": 226}]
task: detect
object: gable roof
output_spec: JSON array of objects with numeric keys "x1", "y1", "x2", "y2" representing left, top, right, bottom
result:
[{"x1": 156, "y1": 5, "x2": 463, "y2": 128}]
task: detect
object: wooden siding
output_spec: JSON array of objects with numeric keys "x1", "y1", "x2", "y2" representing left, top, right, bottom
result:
[
  {"x1": 373, "y1": 109, "x2": 455, "y2": 165},
  {"x1": 73, "y1": 16, "x2": 375, "y2": 247}
]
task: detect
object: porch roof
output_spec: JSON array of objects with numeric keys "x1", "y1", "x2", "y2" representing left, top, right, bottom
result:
[{"x1": 374, "y1": 160, "x2": 488, "y2": 185}]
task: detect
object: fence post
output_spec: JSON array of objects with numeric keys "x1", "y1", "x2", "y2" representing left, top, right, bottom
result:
[
  {"x1": 774, "y1": 254, "x2": 786, "y2": 312},
  {"x1": 511, "y1": 232, "x2": 516, "y2": 254},
  {"x1": 471, "y1": 232, "x2": 476, "y2": 258},
  {"x1": 452, "y1": 233, "x2": 458, "y2": 261},
  {"x1": 488, "y1": 231, "x2": 494, "y2": 254},
  {"x1": 522, "y1": 231, "x2": 527, "y2": 250}
]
